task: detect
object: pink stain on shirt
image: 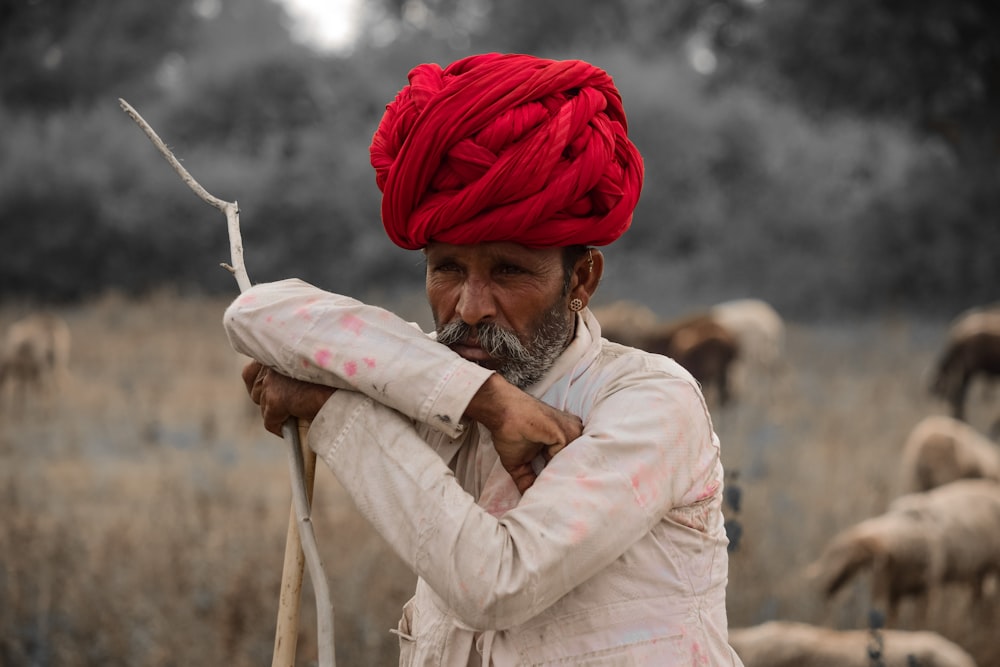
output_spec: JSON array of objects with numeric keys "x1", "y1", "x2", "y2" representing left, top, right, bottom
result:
[
  {"x1": 236, "y1": 293, "x2": 257, "y2": 306},
  {"x1": 314, "y1": 348, "x2": 332, "y2": 368},
  {"x1": 363, "y1": 357, "x2": 376, "y2": 369},
  {"x1": 630, "y1": 476, "x2": 642, "y2": 504},
  {"x1": 568, "y1": 519, "x2": 589, "y2": 544},
  {"x1": 341, "y1": 314, "x2": 365, "y2": 335},
  {"x1": 294, "y1": 306, "x2": 313, "y2": 321},
  {"x1": 630, "y1": 464, "x2": 667, "y2": 508},
  {"x1": 630, "y1": 472, "x2": 647, "y2": 497},
  {"x1": 696, "y1": 480, "x2": 720, "y2": 501},
  {"x1": 691, "y1": 639, "x2": 709, "y2": 666},
  {"x1": 343, "y1": 360, "x2": 358, "y2": 377}
]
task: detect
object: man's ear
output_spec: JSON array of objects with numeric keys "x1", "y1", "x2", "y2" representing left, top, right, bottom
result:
[{"x1": 570, "y1": 249, "x2": 604, "y2": 309}]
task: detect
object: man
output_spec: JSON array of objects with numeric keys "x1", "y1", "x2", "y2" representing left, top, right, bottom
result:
[{"x1": 225, "y1": 53, "x2": 742, "y2": 666}]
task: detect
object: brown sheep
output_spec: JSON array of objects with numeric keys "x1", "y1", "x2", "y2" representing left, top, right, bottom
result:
[
  {"x1": 637, "y1": 313, "x2": 739, "y2": 406},
  {"x1": 899, "y1": 415, "x2": 1000, "y2": 493},
  {"x1": 710, "y1": 298, "x2": 785, "y2": 373},
  {"x1": 594, "y1": 302, "x2": 740, "y2": 406},
  {"x1": 806, "y1": 479, "x2": 1000, "y2": 625},
  {"x1": 728, "y1": 620, "x2": 978, "y2": 667},
  {"x1": 0, "y1": 312, "x2": 71, "y2": 410},
  {"x1": 929, "y1": 305, "x2": 1000, "y2": 421}
]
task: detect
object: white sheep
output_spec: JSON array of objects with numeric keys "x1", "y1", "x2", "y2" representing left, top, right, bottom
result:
[
  {"x1": 710, "y1": 298, "x2": 785, "y2": 373},
  {"x1": 899, "y1": 415, "x2": 1000, "y2": 493},
  {"x1": 806, "y1": 479, "x2": 1000, "y2": 625},
  {"x1": 0, "y1": 312, "x2": 71, "y2": 410},
  {"x1": 728, "y1": 620, "x2": 978, "y2": 667}
]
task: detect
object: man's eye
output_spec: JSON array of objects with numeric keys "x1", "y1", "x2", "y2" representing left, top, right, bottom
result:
[
  {"x1": 497, "y1": 264, "x2": 527, "y2": 276},
  {"x1": 432, "y1": 262, "x2": 461, "y2": 273}
]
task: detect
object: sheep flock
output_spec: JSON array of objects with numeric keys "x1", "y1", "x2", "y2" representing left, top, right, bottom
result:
[{"x1": 592, "y1": 297, "x2": 1000, "y2": 666}]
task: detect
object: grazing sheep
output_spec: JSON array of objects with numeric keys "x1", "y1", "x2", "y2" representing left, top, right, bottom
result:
[
  {"x1": 728, "y1": 620, "x2": 978, "y2": 667},
  {"x1": 929, "y1": 305, "x2": 1000, "y2": 421},
  {"x1": 0, "y1": 312, "x2": 71, "y2": 410},
  {"x1": 591, "y1": 299, "x2": 660, "y2": 348},
  {"x1": 639, "y1": 313, "x2": 739, "y2": 406},
  {"x1": 594, "y1": 301, "x2": 740, "y2": 405},
  {"x1": 806, "y1": 479, "x2": 1000, "y2": 625},
  {"x1": 899, "y1": 415, "x2": 1000, "y2": 493},
  {"x1": 710, "y1": 298, "x2": 785, "y2": 373}
]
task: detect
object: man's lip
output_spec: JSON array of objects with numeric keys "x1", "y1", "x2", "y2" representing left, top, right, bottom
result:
[{"x1": 451, "y1": 342, "x2": 493, "y2": 363}]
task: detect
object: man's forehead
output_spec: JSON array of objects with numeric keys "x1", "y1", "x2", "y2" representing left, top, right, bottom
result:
[{"x1": 424, "y1": 241, "x2": 562, "y2": 264}]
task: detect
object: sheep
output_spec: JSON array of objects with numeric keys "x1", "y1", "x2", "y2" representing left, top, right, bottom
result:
[
  {"x1": 806, "y1": 479, "x2": 1000, "y2": 625},
  {"x1": 636, "y1": 312, "x2": 739, "y2": 406},
  {"x1": 591, "y1": 299, "x2": 660, "y2": 349},
  {"x1": 728, "y1": 620, "x2": 978, "y2": 667},
  {"x1": 0, "y1": 312, "x2": 71, "y2": 410},
  {"x1": 710, "y1": 298, "x2": 785, "y2": 373},
  {"x1": 899, "y1": 415, "x2": 1000, "y2": 494},
  {"x1": 593, "y1": 300, "x2": 740, "y2": 405},
  {"x1": 929, "y1": 305, "x2": 1000, "y2": 421},
  {"x1": 595, "y1": 301, "x2": 740, "y2": 406}
]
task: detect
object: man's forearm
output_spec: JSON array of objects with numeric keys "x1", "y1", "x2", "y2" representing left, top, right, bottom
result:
[
  {"x1": 224, "y1": 279, "x2": 494, "y2": 438},
  {"x1": 462, "y1": 373, "x2": 511, "y2": 433}
]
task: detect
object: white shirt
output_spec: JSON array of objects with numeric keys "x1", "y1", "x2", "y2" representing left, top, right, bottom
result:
[{"x1": 224, "y1": 278, "x2": 743, "y2": 666}]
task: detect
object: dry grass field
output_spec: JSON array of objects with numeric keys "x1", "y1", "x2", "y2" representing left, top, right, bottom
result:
[{"x1": 1, "y1": 291, "x2": 998, "y2": 666}]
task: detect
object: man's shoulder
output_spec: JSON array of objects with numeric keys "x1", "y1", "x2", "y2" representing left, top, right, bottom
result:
[{"x1": 594, "y1": 338, "x2": 700, "y2": 388}]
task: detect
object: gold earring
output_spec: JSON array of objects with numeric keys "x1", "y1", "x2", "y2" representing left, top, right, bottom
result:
[{"x1": 569, "y1": 297, "x2": 584, "y2": 312}]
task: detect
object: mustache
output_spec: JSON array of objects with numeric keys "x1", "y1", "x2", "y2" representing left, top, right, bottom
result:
[{"x1": 436, "y1": 319, "x2": 532, "y2": 363}]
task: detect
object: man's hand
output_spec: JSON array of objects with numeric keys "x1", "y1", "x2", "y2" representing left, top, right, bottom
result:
[
  {"x1": 465, "y1": 374, "x2": 583, "y2": 493},
  {"x1": 242, "y1": 360, "x2": 335, "y2": 436}
]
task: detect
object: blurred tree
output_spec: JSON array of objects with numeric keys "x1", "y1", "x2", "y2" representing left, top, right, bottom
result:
[
  {"x1": 360, "y1": 0, "x2": 718, "y2": 54},
  {"x1": 163, "y1": 55, "x2": 328, "y2": 155},
  {"x1": 0, "y1": 0, "x2": 307, "y2": 114},
  {"x1": 161, "y1": 53, "x2": 387, "y2": 156},
  {"x1": 186, "y1": 0, "x2": 307, "y2": 69},
  {"x1": 708, "y1": 0, "x2": 1000, "y2": 165},
  {"x1": 0, "y1": 0, "x2": 198, "y2": 112}
]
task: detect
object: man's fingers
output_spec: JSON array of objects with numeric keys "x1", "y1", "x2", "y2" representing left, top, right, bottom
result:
[
  {"x1": 241, "y1": 360, "x2": 261, "y2": 394},
  {"x1": 242, "y1": 361, "x2": 270, "y2": 407},
  {"x1": 543, "y1": 441, "x2": 567, "y2": 462},
  {"x1": 259, "y1": 389, "x2": 290, "y2": 437},
  {"x1": 507, "y1": 464, "x2": 537, "y2": 494},
  {"x1": 560, "y1": 415, "x2": 583, "y2": 443}
]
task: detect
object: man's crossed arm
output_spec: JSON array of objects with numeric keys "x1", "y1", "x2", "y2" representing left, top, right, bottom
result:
[{"x1": 242, "y1": 361, "x2": 581, "y2": 492}]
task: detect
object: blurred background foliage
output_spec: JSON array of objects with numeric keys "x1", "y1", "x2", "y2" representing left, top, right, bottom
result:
[{"x1": 1, "y1": 0, "x2": 997, "y2": 319}]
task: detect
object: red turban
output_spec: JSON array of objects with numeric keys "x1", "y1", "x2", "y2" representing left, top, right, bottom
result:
[{"x1": 370, "y1": 53, "x2": 644, "y2": 250}]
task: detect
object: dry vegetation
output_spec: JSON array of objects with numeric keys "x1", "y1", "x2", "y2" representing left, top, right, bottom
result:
[{"x1": 1, "y1": 291, "x2": 998, "y2": 666}]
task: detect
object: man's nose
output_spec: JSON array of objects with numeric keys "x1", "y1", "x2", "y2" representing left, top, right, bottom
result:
[{"x1": 455, "y1": 279, "x2": 497, "y2": 326}]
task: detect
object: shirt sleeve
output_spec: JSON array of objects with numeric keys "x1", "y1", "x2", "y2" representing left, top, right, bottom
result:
[
  {"x1": 308, "y1": 358, "x2": 720, "y2": 631},
  {"x1": 222, "y1": 278, "x2": 494, "y2": 438}
]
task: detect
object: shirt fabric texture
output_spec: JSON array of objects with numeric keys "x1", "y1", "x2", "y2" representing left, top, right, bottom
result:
[{"x1": 224, "y1": 278, "x2": 743, "y2": 667}]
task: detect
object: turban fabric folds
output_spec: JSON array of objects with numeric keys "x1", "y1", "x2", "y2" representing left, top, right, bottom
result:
[{"x1": 370, "y1": 53, "x2": 644, "y2": 250}]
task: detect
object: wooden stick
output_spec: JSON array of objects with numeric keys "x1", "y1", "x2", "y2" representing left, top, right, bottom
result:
[
  {"x1": 272, "y1": 422, "x2": 318, "y2": 667},
  {"x1": 119, "y1": 99, "x2": 334, "y2": 666},
  {"x1": 281, "y1": 421, "x2": 335, "y2": 665},
  {"x1": 117, "y1": 99, "x2": 250, "y2": 293}
]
